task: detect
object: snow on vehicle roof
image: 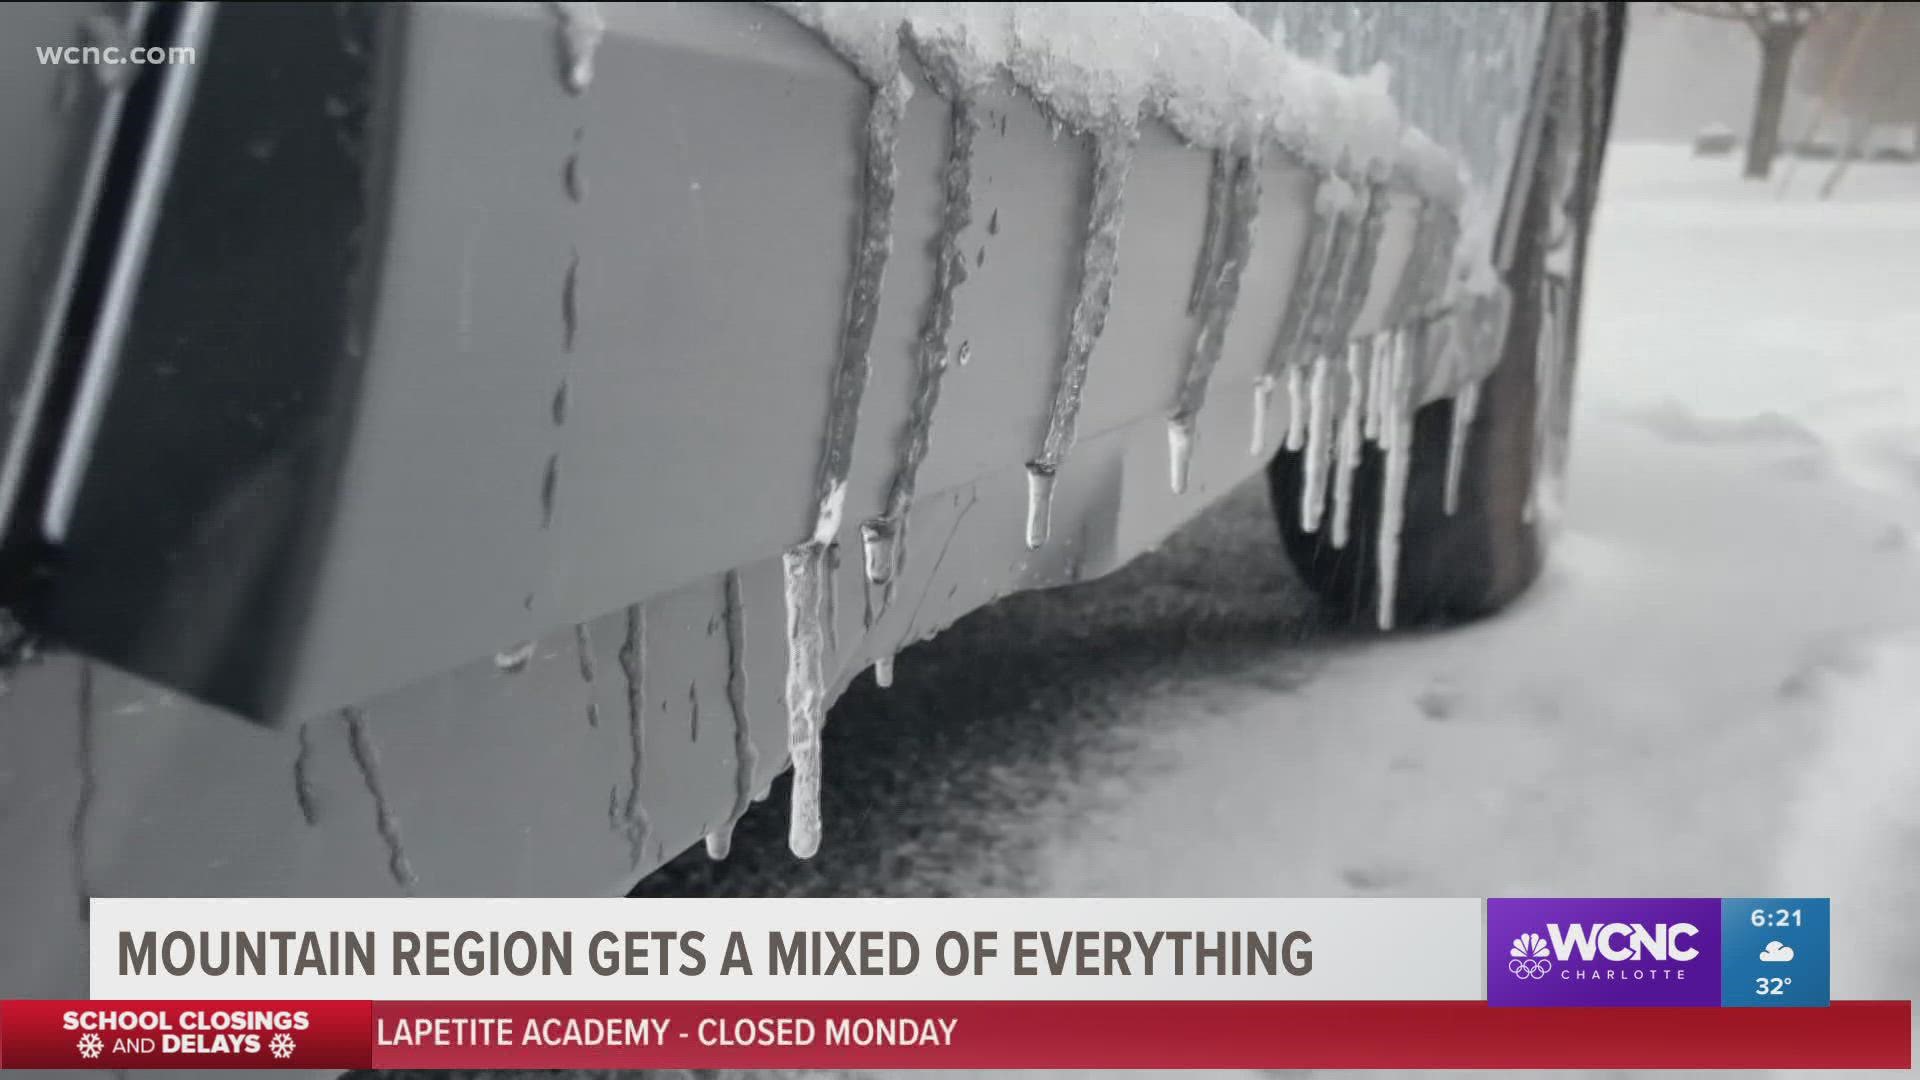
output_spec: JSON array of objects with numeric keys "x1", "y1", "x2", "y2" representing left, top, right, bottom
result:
[{"x1": 770, "y1": 2, "x2": 1468, "y2": 207}]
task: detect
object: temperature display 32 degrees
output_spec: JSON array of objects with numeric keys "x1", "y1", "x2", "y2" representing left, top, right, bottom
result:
[{"x1": 1720, "y1": 898, "x2": 1831, "y2": 1007}]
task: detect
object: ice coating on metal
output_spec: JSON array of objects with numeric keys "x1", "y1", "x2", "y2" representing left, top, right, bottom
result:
[
  {"x1": 705, "y1": 571, "x2": 757, "y2": 861},
  {"x1": 1027, "y1": 125, "x2": 1138, "y2": 545},
  {"x1": 778, "y1": 59, "x2": 911, "y2": 858},
  {"x1": 1171, "y1": 151, "x2": 1262, "y2": 491},
  {"x1": 753, "y1": 0, "x2": 1511, "y2": 862},
  {"x1": 1263, "y1": 183, "x2": 1344, "y2": 384},
  {"x1": 770, "y1": 4, "x2": 1469, "y2": 207},
  {"x1": 870, "y1": 71, "x2": 981, "y2": 596},
  {"x1": 549, "y1": 2, "x2": 605, "y2": 95}
]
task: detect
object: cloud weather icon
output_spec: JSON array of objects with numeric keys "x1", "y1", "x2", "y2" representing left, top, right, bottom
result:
[
  {"x1": 1760, "y1": 941, "x2": 1795, "y2": 963},
  {"x1": 1509, "y1": 933, "x2": 1552, "y2": 979}
]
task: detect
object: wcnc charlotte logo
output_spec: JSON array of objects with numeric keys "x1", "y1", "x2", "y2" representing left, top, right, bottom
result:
[
  {"x1": 1487, "y1": 899, "x2": 1723, "y2": 1006},
  {"x1": 1507, "y1": 923, "x2": 1700, "y2": 979}
]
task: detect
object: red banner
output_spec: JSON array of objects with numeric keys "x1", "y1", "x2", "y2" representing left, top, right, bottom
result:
[
  {"x1": 0, "y1": 1000, "x2": 1908, "y2": 1070},
  {"x1": 0, "y1": 1001, "x2": 369, "y2": 1070}
]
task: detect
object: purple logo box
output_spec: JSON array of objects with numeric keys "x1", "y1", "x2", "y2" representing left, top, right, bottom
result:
[{"x1": 1488, "y1": 898, "x2": 1723, "y2": 1006}]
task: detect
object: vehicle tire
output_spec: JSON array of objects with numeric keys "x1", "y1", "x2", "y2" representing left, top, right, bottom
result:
[
  {"x1": 1267, "y1": 284, "x2": 1548, "y2": 627},
  {"x1": 1267, "y1": 5, "x2": 1619, "y2": 628}
]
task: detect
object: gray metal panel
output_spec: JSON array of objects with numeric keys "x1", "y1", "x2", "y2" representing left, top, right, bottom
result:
[{"x1": 37, "y1": 3, "x2": 1542, "y2": 728}]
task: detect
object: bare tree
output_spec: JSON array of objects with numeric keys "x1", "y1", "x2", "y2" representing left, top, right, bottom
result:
[
  {"x1": 1797, "y1": 3, "x2": 1918, "y2": 126},
  {"x1": 1671, "y1": 2, "x2": 1830, "y2": 178}
]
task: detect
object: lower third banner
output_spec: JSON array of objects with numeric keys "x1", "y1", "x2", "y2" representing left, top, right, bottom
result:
[{"x1": 0, "y1": 1000, "x2": 1909, "y2": 1070}]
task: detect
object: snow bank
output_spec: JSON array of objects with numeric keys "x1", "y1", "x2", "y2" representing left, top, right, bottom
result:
[{"x1": 770, "y1": 2, "x2": 1470, "y2": 206}]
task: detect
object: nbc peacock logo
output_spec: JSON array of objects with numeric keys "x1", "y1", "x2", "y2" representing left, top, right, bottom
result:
[{"x1": 1508, "y1": 932, "x2": 1552, "y2": 979}]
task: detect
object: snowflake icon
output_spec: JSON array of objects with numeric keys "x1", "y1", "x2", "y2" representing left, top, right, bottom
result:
[
  {"x1": 269, "y1": 1032, "x2": 297, "y2": 1059},
  {"x1": 76, "y1": 1032, "x2": 103, "y2": 1059}
]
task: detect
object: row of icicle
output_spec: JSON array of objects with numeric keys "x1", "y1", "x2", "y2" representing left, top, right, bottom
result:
[
  {"x1": 772, "y1": 14, "x2": 1505, "y2": 861},
  {"x1": 548, "y1": 4, "x2": 1509, "y2": 864}
]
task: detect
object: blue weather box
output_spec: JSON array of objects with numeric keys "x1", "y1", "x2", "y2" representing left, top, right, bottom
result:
[{"x1": 1720, "y1": 898, "x2": 1830, "y2": 1007}]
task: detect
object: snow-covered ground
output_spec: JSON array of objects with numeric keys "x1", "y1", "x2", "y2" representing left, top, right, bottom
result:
[{"x1": 989, "y1": 144, "x2": 1920, "y2": 1077}]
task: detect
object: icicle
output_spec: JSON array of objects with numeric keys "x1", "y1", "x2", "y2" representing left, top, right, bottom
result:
[
  {"x1": 705, "y1": 570, "x2": 756, "y2": 862},
  {"x1": 1299, "y1": 355, "x2": 1334, "y2": 532},
  {"x1": 1420, "y1": 213, "x2": 1463, "y2": 320},
  {"x1": 797, "y1": 70, "x2": 908, "y2": 551},
  {"x1": 1331, "y1": 341, "x2": 1367, "y2": 548},
  {"x1": 1384, "y1": 203, "x2": 1438, "y2": 328},
  {"x1": 1170, "y1": 150, "x2": 1261, "y2": 486},
  {"x1": 573, "y1": 622, "x2": 600, "y2": 729},
  {"x1": 563, "y1": 131, "x2": 587, "y2": 204},
  {"x1": 1024, "y1": 464, "x2": 1057, "y2": 550},
  {"x1": 823, "y1": 540, "x2": 841, "y2": 661},
  {"x1": 873, "y1": 655, "x2": 895, "y2": 688},
  {"x1": 1167, "y1": 417, "x2": 1196, "y2": 495},
  {"x1": 1318, "y1": 185, "x2": 1387, "y2": 355},
  {"x1": 858, "y1": 518, "x2": 897, "y2": 586},
  {"x1": 1444, "y1": 379, "x2": 1481, "y2": 516},
  {"x1": 614, "y1": 603, "x2": 649, "y2": 863},
  {"x1": 1260, "y1": 176, "x2": 1345, "y2": 432},
  {"x1": 1249, "y1": 374, "x2": 1277, "y2": 456},
  {"x1": 1026, "y1": 124, "x2": 1137, "y2": 548},
  {"x1": 1283, "y1": 365, "x2": 1307, "y2": 452},
  {"x1": 1376, "y1": 328, "x2": 1416, "y2": 631},
  {"x1": 1525, "y1": 278, "x2": 1567, "y2": 525},
  {"x1": 1357, "y1": 334, "x2": 1381, "y2": 439},
  {"x1": 1187, "y1": 151, "x2": 1233, "y2": 314},
  {"x1": 1364, "y1": 331, "x2": 1392, "y2": 441},
  {"x1": 779, "y1": 70, "x2": 910, "y2": 861},
  {"x1": 875, "y1": 86, "x2": 980, "y2": 601},
  {"x1": 343, "y1": 708, "x2": 416, "y2": 891},
  {"x1": 549, "y1": 2, "x2": 605, "y2": 95},
  {"x1": 780, "y1": 545, "x2": 831, "y2": 859}
]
